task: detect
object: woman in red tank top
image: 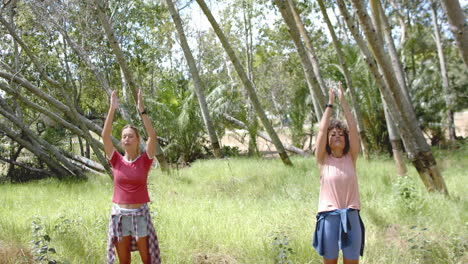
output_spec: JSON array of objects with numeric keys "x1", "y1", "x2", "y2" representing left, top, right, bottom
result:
[{"x1": 102, "y1": 89, "x2": 160, "y2": 264}]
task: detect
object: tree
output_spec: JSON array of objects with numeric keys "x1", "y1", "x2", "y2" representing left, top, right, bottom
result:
[
  {"x1": 92, "y1": 0, "x2": 169, "y2": 170},
  {"x1": 336, "y1": 0, "x2": 407, "y2": 175},
  {"x1": 350, "y1": 0, "x2": 448, "y2": 194},
  {"x1": 440, "y1": 0, "x2": 468, "y2": 68},
  {"x1": 163, "y1": 0, "x2": 223, "y2": 158},
  {"x1": 430, "y1": 0, "x2": 457, "y2": 141},
  {"x1": 273, "y1": 0, "x2": 326, "y2": 122},
  {"x1": 196, "y1": 0, "x2": 293, "y2": 166},
  {"x1": 317, "y1": 0, "x2": 370, "y2": 159}
]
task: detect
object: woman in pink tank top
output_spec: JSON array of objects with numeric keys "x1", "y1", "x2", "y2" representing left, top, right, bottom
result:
[
  {"x1": 313, "y1": 83, "x2": 365, "y2": 264},
  {"x1": 102, "y1": 90, "x2": 160, "y2": 264}
]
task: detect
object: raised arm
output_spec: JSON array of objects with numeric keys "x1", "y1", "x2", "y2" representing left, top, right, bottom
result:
[
  {"x1": 316, "y1": 84, "x2": 335, "y2": 165},
  {"x1": 338, "y1": 83, "x2": 360, "y2": 164},
  {"x1": 102, "y1": 91, "x2": 119, "y2": 159},
  {"x1": 137, "y1": 89, "x2": 157, "y2": 159}
]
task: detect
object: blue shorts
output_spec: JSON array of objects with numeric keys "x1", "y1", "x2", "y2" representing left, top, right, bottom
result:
[
  {"x1": 313, "y1": 209, "x2": 364, "y2": 260},
  {"x1": 113, "y1": 208, "x2": 148, "y2": 237}
]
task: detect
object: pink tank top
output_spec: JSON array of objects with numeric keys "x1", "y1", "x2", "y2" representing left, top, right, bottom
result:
[
  {"x1": 109, "y1": 150, "x2": 154, "y2": 204},
  {"x1": 318, "y1": 154, "x2": 360, "y2": 212}
]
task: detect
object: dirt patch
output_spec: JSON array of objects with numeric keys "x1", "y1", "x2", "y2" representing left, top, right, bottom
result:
[
  {"x1": 454, "y1": 110, "x2": 468, "y2": 138},
  {"x1": 220, "y1": 128, "x2": 312, "y2": 158},
  {"x1": 192, "y1": 252, "x2": 237, "y2": 264},
  {"x1": 0, "y1": 241, "x2": 32, "y2": 264}
]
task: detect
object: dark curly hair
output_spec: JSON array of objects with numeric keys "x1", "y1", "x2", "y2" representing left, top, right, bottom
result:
[{"x1": 325, "y1": 119, "x2": 350, "y2": 155}]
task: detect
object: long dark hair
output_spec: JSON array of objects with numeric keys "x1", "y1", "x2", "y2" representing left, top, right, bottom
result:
[{"x1": 325, "y1": 119, "x2": 350, "y2": 155}]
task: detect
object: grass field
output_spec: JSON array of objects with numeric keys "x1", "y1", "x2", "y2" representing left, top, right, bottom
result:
[{"x1": 0, "y1": 145, "x2": 467, "y2": 263}]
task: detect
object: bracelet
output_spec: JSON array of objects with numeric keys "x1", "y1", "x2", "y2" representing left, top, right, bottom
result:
[
  {"x1": 325, "y1": 104, "x2": 333, "y2": 108},
  {"x1": 140, "y1": 109, "x2": 147, "y2": 115}
]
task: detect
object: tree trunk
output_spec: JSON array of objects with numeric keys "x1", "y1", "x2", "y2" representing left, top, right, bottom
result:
[
  {"x1": 0, "y1": 96, "x2": 86, "y2": 178},
  {"x1": 242, "y1": 0, "x2": 260, "y2": 157},
  {"x1": 93, "y1": 0, "x2": 169, "y2": 170},
  {"x1": 374, "y1": 1, "x2": 412, "y2": 106},
  {"x1": 273, "y1": 0, "x2": 326, "y2": 122},
  {"x1": 387, "y1": 0, "x2": 407, "y2": 46},
  {"x1": 440, "y1": 0, "x2": 468, "y2": 68},
  {"x1": 0, "y1": 14, "x2": 114, "y2": 175},
  {"x1": 317, "y1": 0, "x2": 370, "y2": 159},
  {"x1": 0, "y1": 81, "x2": 105, "y2": 151},
  {"x1": 0, "y1": 117, "x2": 80, "y2": 179},
  {"x1": 382, "y1": 95, "x2": 407, "y2": 176},
  {"x1": 350, "y1": 0, "x2": 448, "y2": 194},
  {"x1": 163, "y1": 0, "x2": 223, "y2": 158},
  {"x1": 288, "y1": 0, "x2": 327, "y2": 97},
  {"x1": 431, "y1": 1, "x2": 457, "y2": 141},
  {"x1": 0, "y1": 155, "x2": 53, "y2": 178},
  {"x1": 196, "y1": 0, "x2": 293, "y2": 166}
]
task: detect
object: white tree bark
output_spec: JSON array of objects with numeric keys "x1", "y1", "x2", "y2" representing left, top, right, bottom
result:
[
  {"x1": 440, "y1": 0, "x2": 468, "y2": 68},
  {"x1": 196, "y1": 0, "x2": 293, "y2": 166},
  {"x1": 163, "y1": 0, "x2": 223, "y2": 158},
  {"x1": 350, "y1": 0, "x2": 448, "y2": 194},
  {"x1": 431, "y1": 1, "x2": 457, "y2": 141},
  {"x1": 317, "y1": 0, "x2": 370, "y2": 159},
  {"x1": 273, "y1": 0, "x2": 326, "y2": 122},
  {"x1": 92, "y1": 0, "x2": 169, "y2": 170}
]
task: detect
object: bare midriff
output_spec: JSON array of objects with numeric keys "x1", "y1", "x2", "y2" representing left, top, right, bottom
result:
[{"x1": 116, "y1": 203, "x2": 143, "y2": 209}]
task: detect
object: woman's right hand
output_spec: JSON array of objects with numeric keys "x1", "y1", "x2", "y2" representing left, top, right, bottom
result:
[
  {"x1": 328, "y1": 83, "x2": 335, "y2": 105},
  {"x1": 110, "y1": 90, "x2": 119, "y2": 111}
]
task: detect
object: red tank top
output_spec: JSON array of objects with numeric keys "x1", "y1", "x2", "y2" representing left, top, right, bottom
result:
[{"x1": 109, "y1": 150, "x2": 154, "y2": 204}]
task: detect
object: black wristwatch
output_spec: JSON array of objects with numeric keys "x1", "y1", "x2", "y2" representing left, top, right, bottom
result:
[
  {"x1": 140, "y1": 109, "x2": 147, "y2": 115},
  {"x1": 325, "y1": 104, "x2": 333, "y2": 108}
]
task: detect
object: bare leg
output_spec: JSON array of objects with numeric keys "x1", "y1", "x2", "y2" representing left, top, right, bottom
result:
[
  {"x1": 136, "y1": 236, "x2": 150, "y2": 264},
  {"x1": 324, "y1": 257, "x2": 338, "y2": 264},
  {"x1": 343, "y1": 257, "x2": 359, "y2": 264},
  {"x1": 115, "y1": 236, "x2": 132, "y2": 264}
]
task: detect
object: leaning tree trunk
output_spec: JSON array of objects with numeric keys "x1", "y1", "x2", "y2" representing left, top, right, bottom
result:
[
  {"x1": 317, "y1": 0, "x2": 370, "y2": 159},
  {"x1": 336, "y1": 0, "x2": 409, "y2": 174},
  {"x1": 273, "y1": 0, "x2": 326, "y2": 122},
  {"x1": 388, "y1": 0, "x2": 408, "y2": 46},
  {"x1": 0, "y1": 13, "x2": 112, "y2": 177},
  {"x1": 374, "y1": 1, "x2": 411, "y2": 106},
  {"x1": 242, "y1": 1, "x2": 260, "y2": 157},
  {"x1": 431, "y1": 1, "x2": 457, "y2": 141},
  {"x1": 164, "y1": 0, "x2": 223, "y2": 158},
  {"x1": 92, "y1": 0, "x2": 169, "y2": 170},
  {"x1": 0, "y1": 97, "x2": 85, "y2": 178},
  {"x1": 382, "y1": 95, "x2": 407, "y2": 176},
  {"x1": 288, "y1": 0, "x2": 327, "y2": 97},
  {"x1": 0, "y1": 122, "x2": 71, "y2": 178},
  {"x1": 196, "y1": 0, "x2": 293, "y2": 166},
  {"x1": 0, "y1": 14, "x2": 112, "y2": 176},
  {"x1": 440, "y1": 0, "x2": 468, "y2": 68},
  {"x1": 351, "y1": 0, "x2": 448, "y2": 194},
  {"x1": 0, "y1": 69, "x2": 120, "y2": 150}
]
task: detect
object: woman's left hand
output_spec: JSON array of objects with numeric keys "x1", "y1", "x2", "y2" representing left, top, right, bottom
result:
[
  {"x1": 338, "y1": 82, "x2": 345, "y2": 103},
  {"x1": 137, "y1": 89, "x2": 144, "y2": 113}
]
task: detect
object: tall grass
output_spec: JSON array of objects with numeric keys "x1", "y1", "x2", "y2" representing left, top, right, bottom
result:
[{"x1": 0, "y1": 145, "x2": 467, "y2": 263}]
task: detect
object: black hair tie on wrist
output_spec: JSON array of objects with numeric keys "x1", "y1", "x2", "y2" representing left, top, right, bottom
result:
[{"x1": 325, "y1": 104, "x2": 333, "y2": 108}]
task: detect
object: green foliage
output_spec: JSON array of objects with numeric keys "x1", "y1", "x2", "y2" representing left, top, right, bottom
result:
[
  {"x1": 30, "y1": 216, "x2": 69, "y2": 264},
  {"x1": 148, "y1": 73, "x2": 207, "y2": 163},
  {"x1": 269, "y1": 229, "x2": 295, "y2": 264}
]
